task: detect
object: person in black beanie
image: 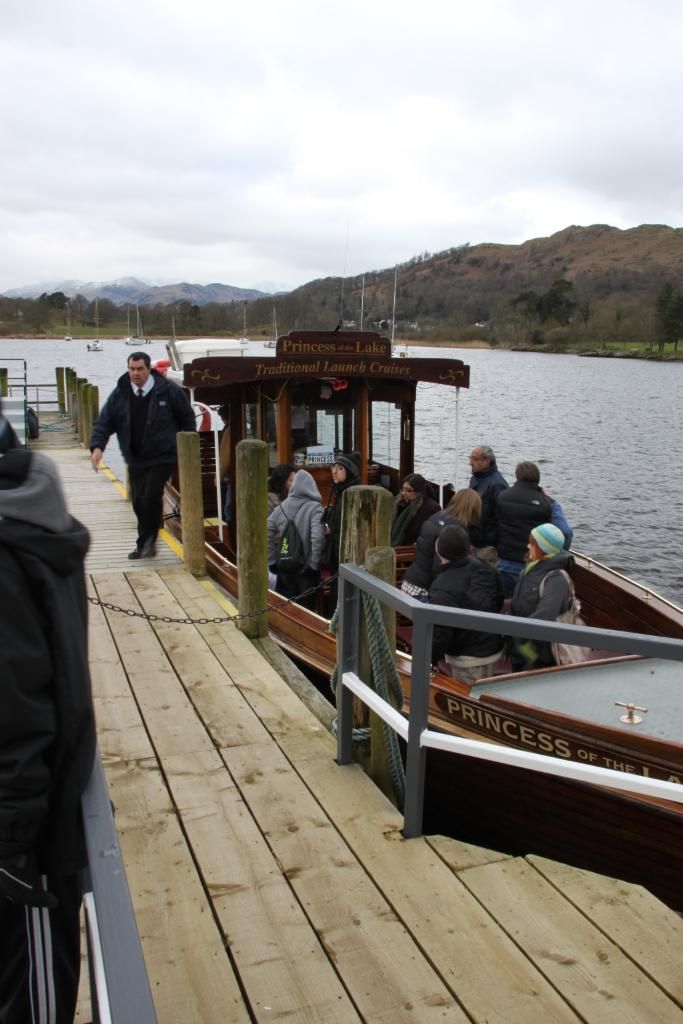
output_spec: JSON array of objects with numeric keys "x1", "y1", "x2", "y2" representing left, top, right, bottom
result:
[
  {"x1": 321, "y1": 453, "x2": 360, "y2": 607},
  {"x1": 89, "y1": 352, "x2": 196, "y2": 559},
  {"x1": 428, "y1": 524, "x2": 504, "y2": 682}
]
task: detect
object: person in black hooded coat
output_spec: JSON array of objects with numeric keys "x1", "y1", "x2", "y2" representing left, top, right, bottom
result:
[{"x1": 0, "y1": 449, "x2": 96, "y2": 1024}]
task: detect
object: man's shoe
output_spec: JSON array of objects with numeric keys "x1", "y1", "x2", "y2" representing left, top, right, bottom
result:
[
  {"x1": 128, "y1": 548, "x2": 143, "y2": 560},
  {"x1": 140, "y1": 540, "x2": 157, "y2": 558}
]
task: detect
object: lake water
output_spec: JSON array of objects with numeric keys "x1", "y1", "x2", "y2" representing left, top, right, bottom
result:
[{"x1": 2, "y1": 337, "x2": 682, "y2": 605}]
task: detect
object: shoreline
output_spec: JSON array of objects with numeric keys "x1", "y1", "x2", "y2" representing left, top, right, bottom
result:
[{"x1": 2, "y1": 333, "x2": 683, "y2": 362}]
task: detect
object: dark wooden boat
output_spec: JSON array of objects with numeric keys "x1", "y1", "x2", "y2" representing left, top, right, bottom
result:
[{"x1": 163, "y1": 330, "x2": 683, "y2": 909}]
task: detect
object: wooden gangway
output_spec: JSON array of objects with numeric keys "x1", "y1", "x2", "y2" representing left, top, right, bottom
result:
[{"x1": 28, "y1": 427, "x2": 683, "y2": 1024}]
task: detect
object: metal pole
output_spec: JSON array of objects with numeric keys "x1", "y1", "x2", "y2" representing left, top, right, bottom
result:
[{"x1": 402, "y1": 604, "x2": 433, "y2": 837}]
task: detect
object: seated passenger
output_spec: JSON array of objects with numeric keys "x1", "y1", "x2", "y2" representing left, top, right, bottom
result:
[
  {"x1": 402, "y1": 488, "x2": 481, "y2": 600},
  {"x1": 390, "y1": 473, "x2": 441, "y2": 546},
  {"x1": 429, "y1": 525, "x2": 505, "y2": 683},
  {"x1": 268, "y1": 469, "x2": 325, "y2": 611},
  {"x1": 508, "y1": 522, "x2": 573, "y2": 671}
]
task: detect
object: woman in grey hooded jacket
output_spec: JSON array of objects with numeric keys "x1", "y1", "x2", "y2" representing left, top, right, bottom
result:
[{"x1": 268, "y1": 469, "x2": 325, "y2": 609}]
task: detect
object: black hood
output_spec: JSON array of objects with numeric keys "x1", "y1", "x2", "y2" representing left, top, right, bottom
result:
[{"x1": 0, "y1": 450, "x2": 90, "y2": 576}]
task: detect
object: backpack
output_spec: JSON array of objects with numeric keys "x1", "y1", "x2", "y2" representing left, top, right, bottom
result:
[{"x1": 275, "y1": 509, "x2": 306, "y2": 574}]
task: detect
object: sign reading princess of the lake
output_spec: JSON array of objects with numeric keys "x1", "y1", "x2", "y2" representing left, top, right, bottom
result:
[{"x1": 277, "y1": 333, "x2": 391, "y2": 357}]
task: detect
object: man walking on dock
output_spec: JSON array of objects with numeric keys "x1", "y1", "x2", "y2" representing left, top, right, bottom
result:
[{"x1": 90, "y1": 351, "x2": 195, "y2": 559}]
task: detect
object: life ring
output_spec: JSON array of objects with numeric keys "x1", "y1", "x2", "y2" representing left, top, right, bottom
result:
[{"x1": 192, "y1": 401, "x2": 213, "y2": 431}]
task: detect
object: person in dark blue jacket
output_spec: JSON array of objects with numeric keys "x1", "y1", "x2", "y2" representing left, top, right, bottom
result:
[
  {"x1": 89, "y1": 352, "x2": 196, "y2": 558},
  {"x1": 468, "y1": 444, "x2": 508, "y2": 563}
]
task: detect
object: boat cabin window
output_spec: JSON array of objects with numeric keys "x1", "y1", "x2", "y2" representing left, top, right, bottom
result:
[
  {"x1": 289, "y1": 386, "x2": 355, "y2": 456},
  {"x1": 370, "y1": 400, "x2": 402, "y2": 476}
]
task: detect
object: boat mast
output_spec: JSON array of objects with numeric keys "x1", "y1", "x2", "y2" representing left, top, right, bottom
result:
[
  {"x1": 360, "y1": 276, "x2": 365, "y2": 330},
  {"x1": 391, "y1": 267, "x2": 398, "y2": 345}
]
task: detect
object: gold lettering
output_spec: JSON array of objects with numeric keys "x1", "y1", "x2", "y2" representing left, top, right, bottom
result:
[
  {"x1": 483, "y1": 711, "x2": 502, "y2": 734},
  {"x1": 554, "y1": 737, "x2": 571, "y2": 759},
  {"x1": 519, "y1": 725, "x2": 537, "y2": 748},
  {"x1": 460, "y1": 704, "x2": 477, "y2": 725},
  {"x1": 536, "y1": 732, "x2": 555, "y2": 753},
  {"x1": 502, "y1": 720, "x2": 518, "y2": 740}
]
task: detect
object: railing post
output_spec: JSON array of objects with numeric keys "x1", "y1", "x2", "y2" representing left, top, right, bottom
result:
[
  {"x1": 176, "y1": 432, "x2": 207, "y2": 577},
  {"x1": 235, "y1": 439, "x2": 269, "y2": 638},
  {"x1": 0, "y1": 368, "x2": 7, "y2": 396},
  {"x1": 365, "y1": 545, "x2": 398, "y2": 800},
  {"x1": 402, "y1": 603, "x2": 433, "y2": 838},
  {"x1": 337, "y1": 569, "x2": 360, "y2": 766},
  {"x1": 76, "y1": 377, "x2": 87, "y2": 442}
]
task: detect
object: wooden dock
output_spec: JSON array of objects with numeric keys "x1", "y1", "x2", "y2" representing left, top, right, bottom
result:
[{"x1": 29, "y1": 423, "x2": 683, "y2": 1024}]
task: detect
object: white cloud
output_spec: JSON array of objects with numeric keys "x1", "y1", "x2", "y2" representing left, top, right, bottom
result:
[{"x1": 2, "y1": 0, "x2": 683, "y2": 293}]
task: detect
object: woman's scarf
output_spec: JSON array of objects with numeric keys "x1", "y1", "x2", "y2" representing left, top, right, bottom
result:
[{"x1": 391, "y1": 493, "x2": 424, "y2": 545}]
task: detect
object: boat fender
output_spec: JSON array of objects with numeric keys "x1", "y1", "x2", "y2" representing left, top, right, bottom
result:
[
  {"x1": 331, "y1": 378, "x2": 348, "y2": 391},
  {"x1": 192, "y1": 402, "x2": 212, "y2": 431},
  {"x1": 153, "y1": 358, "x2": 171, "y2": 377}
]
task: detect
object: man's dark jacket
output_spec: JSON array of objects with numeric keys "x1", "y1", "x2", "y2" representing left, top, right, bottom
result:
[
  {"x1": 90, "y1": 370, "x2": 196, "y2": 466},
  {"x1": 0, "y1": 450, "x2": 95, "y2": 874},
  {"x1": 429, "y1": 555, "x2": 504, "y2": 662},
  {"x1": 468, "y1": 462, "x2": 508, "y2": 548},
  {"x1": 496, "y1": 480, "x2": 552, "y2": 562}
]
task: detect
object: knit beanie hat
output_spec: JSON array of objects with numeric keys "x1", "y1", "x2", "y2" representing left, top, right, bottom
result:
[
  {"x1": 333, "y1": 453, "x2": 360, "y2": 479},
  {"x1": 435, "y1": 524, "x2": 469, "y2": 561},
  {"x1": 531, "y1": 522, "x2": 564, "y2": 556}
]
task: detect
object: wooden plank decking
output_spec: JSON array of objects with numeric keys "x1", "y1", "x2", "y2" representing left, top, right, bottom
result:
[{"x1": 29, "y1": 428, "x2": 683, "y2": 1024}]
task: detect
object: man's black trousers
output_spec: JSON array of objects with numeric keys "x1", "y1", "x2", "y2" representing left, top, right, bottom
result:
[{"x1": 128, "y1": 461, "x2": 175, "y2": 551}]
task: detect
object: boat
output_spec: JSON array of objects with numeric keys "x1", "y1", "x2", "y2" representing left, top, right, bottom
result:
[
  {"x1": 87, "y1": 299, "x2": 103, "y2": 351},
  {"x1": 162, "y1": 328, "x2": 683, "y2": 909},
  {"x1": 124, "y1": 304, "x2": 147, "y2": 345},
  {"x1": 64, "y1": 302, "x2": 73, "y2": 341}
]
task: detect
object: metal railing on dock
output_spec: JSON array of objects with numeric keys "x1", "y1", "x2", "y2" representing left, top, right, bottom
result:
[
  {"x1": 81, "y1": 751, "x2": 157, "y2": 1023},
  {"x1": 336, "y1": 565, "x2": 683, "y2": 838}
]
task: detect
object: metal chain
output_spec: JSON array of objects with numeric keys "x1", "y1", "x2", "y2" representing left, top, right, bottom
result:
[{"x1": 87, "y1": 573, "x2": 337, "y2": 625}]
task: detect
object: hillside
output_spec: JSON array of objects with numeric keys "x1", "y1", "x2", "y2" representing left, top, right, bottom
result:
[{"x1": 285, "y1": 224, "x2": 683, "y2": 342}]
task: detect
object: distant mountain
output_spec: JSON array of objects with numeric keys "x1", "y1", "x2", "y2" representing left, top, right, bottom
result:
[{"x1": 2, "y1": 276, "x2": 269, "y2": 306}]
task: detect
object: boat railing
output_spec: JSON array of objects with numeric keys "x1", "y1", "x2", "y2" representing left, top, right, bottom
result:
[
  {"x1": 80, "y1": 748, "x2": 158, "y2": 1022},
  {"x1": 336, "y1": 563, "x2": 683, "y2": 839}
]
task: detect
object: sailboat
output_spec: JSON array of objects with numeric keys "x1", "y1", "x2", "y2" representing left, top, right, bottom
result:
[
  {"x1": 265, "y1": 307, "x2": 278, "y2": 347},
  {"x1": 64, "y1": 302, "x2": 73, "y2": 342},
  {"x1": 125, "y1": 304, "x2": 147, "y2": 345},
  {"x1": 87, "y1": 298, "x2": 103, "y2": 351}
]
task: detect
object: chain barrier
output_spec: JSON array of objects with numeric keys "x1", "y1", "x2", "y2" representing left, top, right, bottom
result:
[{"x1": 87, "y1": 573, "x2": 337, "y2": 626}]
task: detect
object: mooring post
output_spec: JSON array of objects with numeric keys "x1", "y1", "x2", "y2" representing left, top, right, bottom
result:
[
  {"x1": 338, "y1": 486, "x2": 394, "y2": 741},
  {"x1": 76, "y1": 378, "x2": 88, "y2": 443},
  {"x1": 0, "y1": 368, "x2": 7, "y2": 397},
  {"x1": 55, "y1": 367, "x2": 66, "y2": 415},
  {"x1": 176, "y1": 431, "x2": 207, "y2": 577},
  {"x1": 235, "y1": 438, "x2": 269, "y2": 639},
  {"x1": 87, "y1": 384, "x2": 99, "y2": 447},
  {"x1": 364, "y1": 545, "x2": 399, "y2": 800}
]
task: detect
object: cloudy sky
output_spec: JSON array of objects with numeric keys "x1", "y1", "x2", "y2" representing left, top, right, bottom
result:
[{"x1": 2, "y1": 0, "x2": 682, "y2": 294}]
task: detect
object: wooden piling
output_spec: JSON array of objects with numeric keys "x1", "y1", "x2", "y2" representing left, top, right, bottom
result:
[
  {"x1": 338, "y1": 485, "x2": 394, "y2": 740},
  {"x1": 176, "y1": 432, "x2": 207, "y2": 578},
  {"x1": 0, "y1": 368, "x2": 7, "y2": 397},
  {"x1": 235, "y1": 439, "x2": 269, "y2": 639},
  {"x1": 77, "y1": 378, "x2": 88, "y2": 444},
  {"x1": 55, "y1": 367, "x2": 66, "y2": 414}
]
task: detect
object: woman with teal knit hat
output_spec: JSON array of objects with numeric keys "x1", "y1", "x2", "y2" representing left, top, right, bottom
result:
[{"x1": 508, "y1": 522, "x2": 573, "y2": 671}]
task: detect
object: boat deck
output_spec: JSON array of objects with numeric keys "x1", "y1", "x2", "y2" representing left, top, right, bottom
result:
[
  {"x1": 472, "y1": 659, "x2": 683, "y2": 742},
  {"x1": 28, "y1": 423, "x2": 683, "y2": 1024}
]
